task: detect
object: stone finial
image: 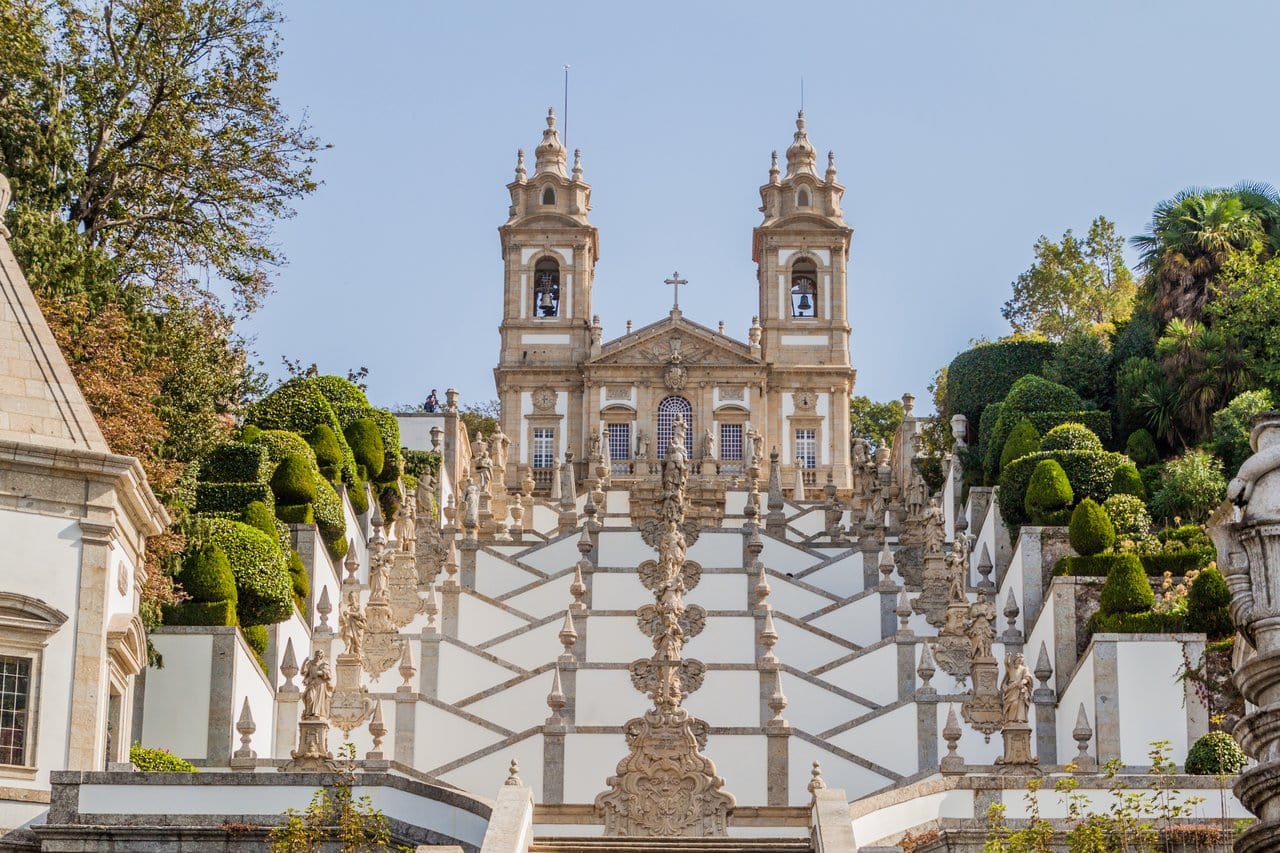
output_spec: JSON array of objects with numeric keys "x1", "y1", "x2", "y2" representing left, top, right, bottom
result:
[
  {"x1": 344, "y1": 544, "x2": 359, "y2": 584},
  {"x1": 547, "y1": 666, "x2": 567, "y2": 723},
  {"x1": 767, "y1": 681, "x2": 788, "y2": 727},
  {"x1": 1072, "y1": 703, "x2": 1096, "y2": 770},
  {"x1": 902, "y1": 392, "x2": 916, "y2": 417},
  {"x1": 444, "y1": 387, "x2": 460, "y2": 412},
  {"x1": 976, "y1": 544, "x2": 994, "y2": 590},
  {"x1": 505, "y1": 759, "x2": 523, "y2": 786},
  {"x1": 316, "y1": 586, "x2": 333, "y2": 630},
  {"x1": 785, "y1": 111, "x2": 817, "y2": 177},
  {"x1": 398, "y1": 642, "x2": 416, "y2": 689},
  {"x1": 559, "y1": 611, "x2": 578, "y2": 660},
  {"x1": 572, "y1": 148, "x2": 583, "y2": 181},
  {"x1": 878, "y1": 544, "x2": 897, "y2": 590},
  {"x1": 570, "y1": 562, "x2": 588, "y2": 614},
  {"x1": 896, "y1": 587, "x2": 913, "y2": 636},
  {"x1": 746, "y1": 527, "x2": 764, "y2": 560},
  {"x1": 534, "y1": 107, "x2": 567, "y2": 177},
  {"x1": 1002, "y1": 589, "x2": 1023, "y2": 643},
  {"x1": 940, "y1": 705, "x2": 964, "y2": 773},
  {"x1": 759, "y1": 609, "x2": 779, "y2": 664},
  {"x1": 825, "y1": 150, "x2": 837, "y2": 183},
  {"x1": 916, "y1": 642, "x2": 936, "y2": 695},
  {"x1": 233, "y1": 697, "x2": 256, "y2": 760},
  {"x1": 443, "y1": 539, "x2": 460, "y2": 588},
  {"x1": 367, "y1": 700, "x2": 387, "y2": 760},
  {"x1": 423, "y1": 584, "x2": 439, "y2": 629},
  {"x1": 718, "y1": 320, "x2": 725, "y2": 334},
  {"x1": 514, "y1": 149, "x2": 526, "y2": 181},
  {"x1": 754, "y1": 562, "x2": 771, "y2": 609},
  {"x1": 1034, "y1": 642, "x2": 1053, "y2": 691},
  {"x1": 769, "y1": 150, "x2": 780, "y2": 184},
  {"x1": 577, "y1": 527, "x2": 593, "y2": 556},
  {"x1": 807, "y1": 761, "x2": 826, "y2": 798},
  {"x1": 280, "y1": 637, "x2": 300, "y2": 691}
]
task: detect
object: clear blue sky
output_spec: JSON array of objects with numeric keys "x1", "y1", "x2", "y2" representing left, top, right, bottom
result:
[{"x1": 244, "y1": 0, "x2": 1280, "y2": 413}]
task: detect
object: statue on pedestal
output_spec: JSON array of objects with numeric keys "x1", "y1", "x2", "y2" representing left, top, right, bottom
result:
[
  {"x1": 1001, "y1": 653, "x2": 1033, "y2": 724},
  {"x1": 300, "y1": 650, "x2": 333, "y2": 720},
  {"x1": 339, "y1": 591, "x2": 366, "y2": 657}
]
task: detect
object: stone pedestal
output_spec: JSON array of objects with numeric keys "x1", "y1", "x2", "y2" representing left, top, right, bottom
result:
[
  {"x1": 995, "y1": 722, "x2": 1040, "y2": 775},
  {"x1": 281, "y1": 718, "x2": 337, "y2": 772}
]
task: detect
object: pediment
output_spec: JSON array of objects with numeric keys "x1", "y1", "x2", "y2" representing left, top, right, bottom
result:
[{"x1": 590, "y1": 316, "x2": 759, "y2": 368}]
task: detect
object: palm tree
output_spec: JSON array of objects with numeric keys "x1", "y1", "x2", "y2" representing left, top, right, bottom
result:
[
  {"x1": 1132, "y1": 189, "x2": 1266, "y2": 322},
  {"x1": 1153, "y1": 319, "x2": 1251, "y2": 443}
]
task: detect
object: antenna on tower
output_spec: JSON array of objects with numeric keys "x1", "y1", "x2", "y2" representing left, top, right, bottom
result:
[
  {"x1": 800, "y1": 77, "x2": 805, "y2": 112},
  {"x1": 563, "y1": 64, "x2": 571, "y2": 148}
]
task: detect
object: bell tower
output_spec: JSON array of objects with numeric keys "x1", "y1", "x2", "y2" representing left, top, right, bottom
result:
[
  {"x1": 495, "y1": 109, "x2": 600, "y2": 487},
  {"x1": 752, "y1": 113, "x2": 856, "y2": 488}
]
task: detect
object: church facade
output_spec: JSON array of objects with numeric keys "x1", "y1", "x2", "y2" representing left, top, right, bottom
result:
[{"x1": 494, "y1": 110, "x2": 856, "y2": 493}]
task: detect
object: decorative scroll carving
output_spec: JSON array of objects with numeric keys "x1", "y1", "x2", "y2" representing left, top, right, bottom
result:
[
  {"x1": 387, "y1": 553, "x2": 424, "y2": 628},
  {"x1": 605, "y1": 385, "x2": 632, "y2": 400},
  {"x1": 596, "y1": 414, "x2": 735, "y2": 836},
  {"x1": 719, "y1": 386, "x2": 744, "y2": 402}
]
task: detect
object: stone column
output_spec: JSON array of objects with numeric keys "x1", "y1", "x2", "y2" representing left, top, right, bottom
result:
[{"x1": 419, "y1": 628, "x2": 441, "y2": 699}]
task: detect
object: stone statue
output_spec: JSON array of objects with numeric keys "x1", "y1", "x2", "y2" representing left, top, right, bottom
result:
[
  {"x1": 473, "y1": 443, "x2": 493, "y2": 493},
  {"x1": 922, "y1": 498, "x2": 945, "y2": 556},
  {"x1": 489, "y1": 425, "x2": 509, "y2": 474},
  {"x1": 636, "y1": 430, "x2": 649, "y2": 460},
  {"x1": 462, "y1": 483, "x2": 480, "y2": 529},
  {"x1": 300, "y1": 650, "x2": 333, "y2": 720},
  {"x1": 852, "y1": 437, "x2": 870, "y2": 467},
  {"x1": 588, "y1": 426, "x2": 603, "y2": 460},
  {"x1": 339, "y1": 590, "x2": 367, "y2": 657},
  {"x1": 746, "y1": 425, "x2": 764, "y2": 468},
  {"x1": 1000, "y1": 653, "x2": 1033, "y2": 724},
  {"x1": 560, "y1": 452, "x2": 577, "y2": 503},
  {"x1": 399, "y1": 500, "x2": 416, "y2": 551},
  {"x1": 702, "y1": 425, "x2": 715, "y2": 460},
  {"x1": 369, "y1": 553, "x2": 389, "y2": 602},
  {"x1": 906, "y1": 471, "x2": 927, "y2": 518},
  {"x1": 968, "y1": 592, "x2": 997, "y2": 660}
]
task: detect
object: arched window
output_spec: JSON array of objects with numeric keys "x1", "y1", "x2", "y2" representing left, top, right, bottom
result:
[
  {"x1": 797, "y1": 187, "x2": 811, "y2": 207},
  {"x1": 534, "y1": 258, "x2": 561, "y2": 317},
  {"x1": 542, "y1": 186, "x2": 556, "y2": 205},
  {"x1": 656, "y1": 396, "x2": 693, "y2": 459},
  {"x1": 791, "y1": 258, "x2": 818, "y2": 318}
]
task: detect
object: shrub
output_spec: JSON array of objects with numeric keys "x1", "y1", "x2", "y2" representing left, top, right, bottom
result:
[
  {"x1": 239, "y1": 424, "x2": 262, "y2": 443},
  {"x1": 1149, "y1": 450, "x2": 1227, "y2": 523},
  {"x1": 307, "y1": 374, "x2": 372, "y2": 424},
  {"x1": 368, "y1": 408, "x2": 403, "y2": 484},
  {"x1": 241, "y1": 623, "x2": 269, "y2": 668},
  {"x1": 130, "y1": 744, "x2": 196, "y2": 773},
  {"x1": 176, "y1": 544, "x2": 236, "y2": 604},
  {"x1": 1140, "y1": 551, "x2": 1215, "y2": 576},
  {"x1": 348, "y1": 480, "x2": 370, "y2": 516},
  {"x1": 1024, "y1": 459, "x2": 1073, "y2": 525},
  {"x1": 199, "y1": 442, "x2": 270, "y2": 484},
  {"x1": 1111, "y1": 463, "x2": 1146, "y2": 499},
  {"x1": 947, "y1": 339, "x2": 1058, "y2": 425},
  {"x1": 1040, "y1": 422, "x2": 1103, "y2": 453},
  {"x1": 1104, "y1": 494, "x2": 1153, "y2": 546},
  {"x1": 1000, "y1": 449, "x2": 1128, "y2": 527},
  {"x1": 241, "y1": 501, "x2": 277, "y2": 538},
  {"x1": 1185, "y1": 732, "x2": 1247, "y2": 775},
  {"x1": 253, "y1": 429, "x2": 318, "y2": 466},
  {"x1": 276, "y1": 503, "x2": 315, "y2": 525},
  {"x1": 1098, "y1": 553, "x2": 1154, "y2": 615},
  {"x1": 378, "y1": 481, "x2": 402, "y2": 522},
  {"x1": 1069, "y1": 498, "x2": 1114, "y2": 556},
  {"x1": 270, "y1": 454, "x2": 317, "y2": 505},
  {"x1": 308, "y1": 424, "x2": 344, "y2": 481},
  {"x1": 194, "y1": 481, "x2": 273, "y2": 515},
  {"x1": 199, "y1": 518, "x2": 293, "y2": 626},
  {"x1": 1125, "y1": 428, "x2": 1159, "y2": 466},
  {"x1": 313, "y1": 478, "x2": 346, "y2": 543},
  {"x1": 1056, "y1": 553, "x2": 1138, "y2": 577},
  {"x1": 161, "y1": 599, "x2": 237, "y2": 626},
  {"x1": 288, "y1": 550, "x2": 309, "y2": 606},
  {"x1": 1002, "y1": 374, "x2": 1085, "y2": 417},
  {"x1": 1186, "y1": 566, "x2": 1232, "y2": 639},
  {"x1": 1163, "y1": 523, "x2": 1213, "y2": 550},
  {"x1": 1040, "y1": 329, "x2": 1114, "y2": 408},
  {"x1": 1212, "y1": 389, "x2": 1276, "y2": 474},
  {"x1": 1000, "y1": 419, "x2": 1041, "y2": 470},
  {"x1": 1088, "y1": 609, "x2": 1183, "y2": 635},
  {"x1": 344, "y1": 418, "x2": 385, "y2": 479},
  {"x1": 250, "y1": 379, "x2": 356, "y2": 485}
]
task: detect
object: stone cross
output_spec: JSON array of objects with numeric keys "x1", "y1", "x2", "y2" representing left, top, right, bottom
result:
[{"x1": 665, "y1": 271, "x2": 688, "y2": 311}]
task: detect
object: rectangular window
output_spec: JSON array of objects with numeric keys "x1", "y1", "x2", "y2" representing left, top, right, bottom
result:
[
  {"x1": 0, "y1": 656, "x2": 32, "y2": 766},
  {"x1": 795, "y1": 429, "x2": 817, "y2": 469},
  {"x1": 607, "y1": 423, "x2": 632, "y2": 461},
  {"x1": 719, "y1": 423, "x2": 743, "y2": 461},
  {"x1": 532, "y1": 428, "x2": 555, "y2": 469}
]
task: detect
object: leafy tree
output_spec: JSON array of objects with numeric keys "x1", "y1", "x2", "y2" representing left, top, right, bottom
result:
[
  {"x1": 1209, "y1": 252, "x2": 1280, "y2": 389},
  {"x1": 1153, "y1": 319, "x2": 1250, "y2": 444},
  {"x1": 1001, "y1": 216, "x2": 1135, "y2": 339},
  {"x1": 1211, "y1": 389, "x2": 1275, "y2": 473},
  {"x1": 1040, "y1": 329, "x2": 1113, "y2": 409},
  {"x1": 459, "y1": 400, "x2": 501, "y2": 439},
  {"x1": 1132, "y1": 184, "x2": 1280, "y2": 322},
  {"x1": 849, "y1": 395, "x2": 905, "y2": 451}
]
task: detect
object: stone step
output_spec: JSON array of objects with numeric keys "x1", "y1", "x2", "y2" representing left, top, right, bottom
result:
[{"x1": 530, "y1": 838, "x2": 812, "y2": 853}]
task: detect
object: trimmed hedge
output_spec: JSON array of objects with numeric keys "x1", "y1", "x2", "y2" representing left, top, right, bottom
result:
[
  {"x1": 1056, "y1": 553, "x2": 1139, "y2": 578},
  {"x1": 947, "y1": 339, "x2": 1057, "y2": 426},
  {"x1": 1099, "y1": 554, "x2": 1154, "y2": 615},
  {"x1": 307, "y1": 374, "x2": 372, "y2": 425},
  {"x1": 288, "y1": 550, "x2": 309, "y2": 605},
  {"x1": 999, "y1": 448, "x2": 1129, "y2": 528},
  {"x1": 1069, "y1": 498, "x2": 1114, "y2": 556},
  {"x1": 1040, "y1": 423, "x2": 1103, "y2": 453},
  {"x1": 345, "y1": 418, "x2": 385, "y2": 479},
  {"x1": 308, "y1": 424, "x2": 344, "y2": 482},
  {"x1": 241, "y1": 501, "x2": 277, "y2": 538},
  {"x1": 200, "y1": 518, "x2": 293, "y2": 626},
  {"x1": 176, "y1": 544, "x2": 236, "y2": 604},
  {"x1": 251, "y1": 379, "x2": 355, "y2": 484},
  {"x1": 1000, "y1": 419, "x2": 1041, "y2": 470},
  {"x1": 130, "y1": 744, "x2": 196, "y2": 773},
  {"x1": 1088, "y1": 610, "x2": 1184, "y2": 636},
  {"x1": 195, "y1": 482, "x2": 273, "y2": 515},
  {"x1": 984, "y1": 408, "x2": 1112, "y2": 485},
  {"x1": 253, "y1": 429, "x2": 317, "y2": 466},
  {"x1": 1111, "y1": 463, "x2": 1146, "y2": 499},
  {"x1": 313, "y1": 478, "x2": 348, "y2": 559},
  {"x1": 1187, "y1": 567, "x2": 1232, "y2": 640},
  {"x1": 348, "y1": 480, "x2": 370, "y2": 516},
  {"x1": 1140, "y1": 550, "x2": 1215, "y2": 576},
  {"x1": 241, "y1": 624, "x2": 269, "y2": 668},
  {"x1": 276, "y1": 503, "x2": 315, "y2": 525},
  {"x1": 1125, "y1": 429, "x2": 1159, "y2": 466},
  {"x1": 1003, "y1": 374, "x2": 1084, "y2": 415},
  {"x1": 1025, "y1": 459, "x2": 1073, "y2": 525},
  {"x1": 200, "y1": 442, "x2": 269, "y2": 484},
  {"x1": 368, "y1": 408, "x2": 403, "y2": 484},
  {"x1": 1185, "y1": 732, "x2": 1247, "y2": 775},
  {"x1": 161, "y1": 599, "x2": 237, "y2": 627},
  {"x1": 270, "y1": 454, "x2": 317, "y2": 505}
]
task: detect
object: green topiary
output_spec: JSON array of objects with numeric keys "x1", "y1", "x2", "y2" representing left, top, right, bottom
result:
[
  {"x1": 270, "y1": 454, "x2": 317, "y2": 505},
  {"x1": 176, "y1": 544, "x2": 236, "y2": 604},
  {"x1": 250, "y1": 379, "x2": 356, "y2": 485},
  {"x1": 348, "y1": 479, "x2": 370, "y2": 516},
  {"x1": 1104, "y1": 494, "x2": 1153, "y2": 546},
  {"x1": 947, "y1": 339, "x2": 1058, "y2": 425},
  {"x1": 194, "y1": 481, "x2": 274, "y2": 515},
  {"x1": 1002, "y1": 374, "x2": 1085, "y2": 418},
  {"x1": 1000, "y1": 419, "x2": 1041, "y2": 470},
  {"x1": 241, "y1": 501, "x2": 277, "y2": 538},
  {"x1": 1025, "y1": 459, "x2": 1074, "y2": 526},
  {"x1": 999, "y1": 448, "x2": 1129, "y2": 528},
  {"x1": 307, "y1": 375, "x2": 373, "y2": 425},
  {"x1": 240, "y1": 623, "x2": 269, "y2": 669},
  {"x1": 287, "y1": 550, "x2": 309, "y2": 606},
  {"x1": 1088, "y1": 609, "x2": 1184, "y2": 636},
  {"x1": 1185, "y1": 731, "x2": 1247, "y2": 775},
  {"x1": 1098, "y1": 553, "x2": 1154, "y2": 615},
  {"x1": 984, "y1": 408, "x2": 1113, "y2": 485},
  {"x1": 1125, "y1": 428, "x2": 1160, "y2": 466},
  {"x1": 368, "y1": 409, "x2": 403, "y2": 484},
  {"x1": 1069, "y1": 498, "x2": 1115, "y2": 556},
  {"x1": 1111, "y1": 463, "x2": 1146, "y2": 499},
  {"x1": 1186, "y1": 566, "x2": 1233, "y2": 640},
  {"x1": 344, "y1": 418, "x2": 385, "y2": 479},
  {"x1": 308, "y1": 424, "x2": 344, "y2": 482},
  {"x1": 199, "y1": 518, "x2": 293, "y2": 626},
  {"x1": 1056, "y1": 553, "x2": 1140, "y2": 578},
  {"x1": 239, "y1": 424, "x2": 262, "y2": 443},
  {"x1": 252, "y1": 429, "x2": 318, "y2": 466},
  {"x1": 276, "y1": 503, "x2": 315, "y2": 525},
  {"x1": 199, "y1": 442, "x2": 270, "y2": 484},
  {"x1": 130, "y1": 744, "x2": 197, "y2": 772},
  {"x1": 313, "y1": 477, "x2": 347, "y2": 546},
  {"x1": 161, "y1": 599, "x2": 237, "y2": 627},
  {"x1": 1040, "y1": 422, "x2": 1103, "y2": 453}
]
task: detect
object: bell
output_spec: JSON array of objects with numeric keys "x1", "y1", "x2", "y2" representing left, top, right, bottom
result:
[{"x1": 797, "y1": 292, "x2": 812, "y2": 312}]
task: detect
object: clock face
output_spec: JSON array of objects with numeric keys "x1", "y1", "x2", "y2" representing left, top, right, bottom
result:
[
  {"x1": 533, "y1": 388, "x2": 556, "y2": 409},
  {"x1": 795, "y1": 391, "x2": 816, "y2": 409}
]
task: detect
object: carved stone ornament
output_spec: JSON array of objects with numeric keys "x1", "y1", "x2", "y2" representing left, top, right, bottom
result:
[
  {"x1": 532, "y1": 387, "x2": 557, "y2": 412},
  {"x1": 719, "y1": 386, "x2": 745, "y2": 402},
  {"x1": 637, "y1": 558, "x2": 702, "y2": 595},
  {"x1": 117, "y1": 564, "x2": 129, "y2": 596},
  {"x1": 328, "y1": 653, "x2": 376, "y2": 735},
  {"x1": 606, "y1": 385, "x2": 632, "y2": 401},
  {"x1": 664, "y1": 364, "x2": 688, "y2": 391},
  {"x1": 360, "y1": 600, "x2": 404, "y2": 680},
  {"x1": 792, "y1": 389, "x2": 818, "y2": 412},
  {"x1": 961, "y1": 655, "x2": 1003, "y2": 740},
  {"x1": 387, "y1": 553, "x2": 424, "y2": 628}
]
